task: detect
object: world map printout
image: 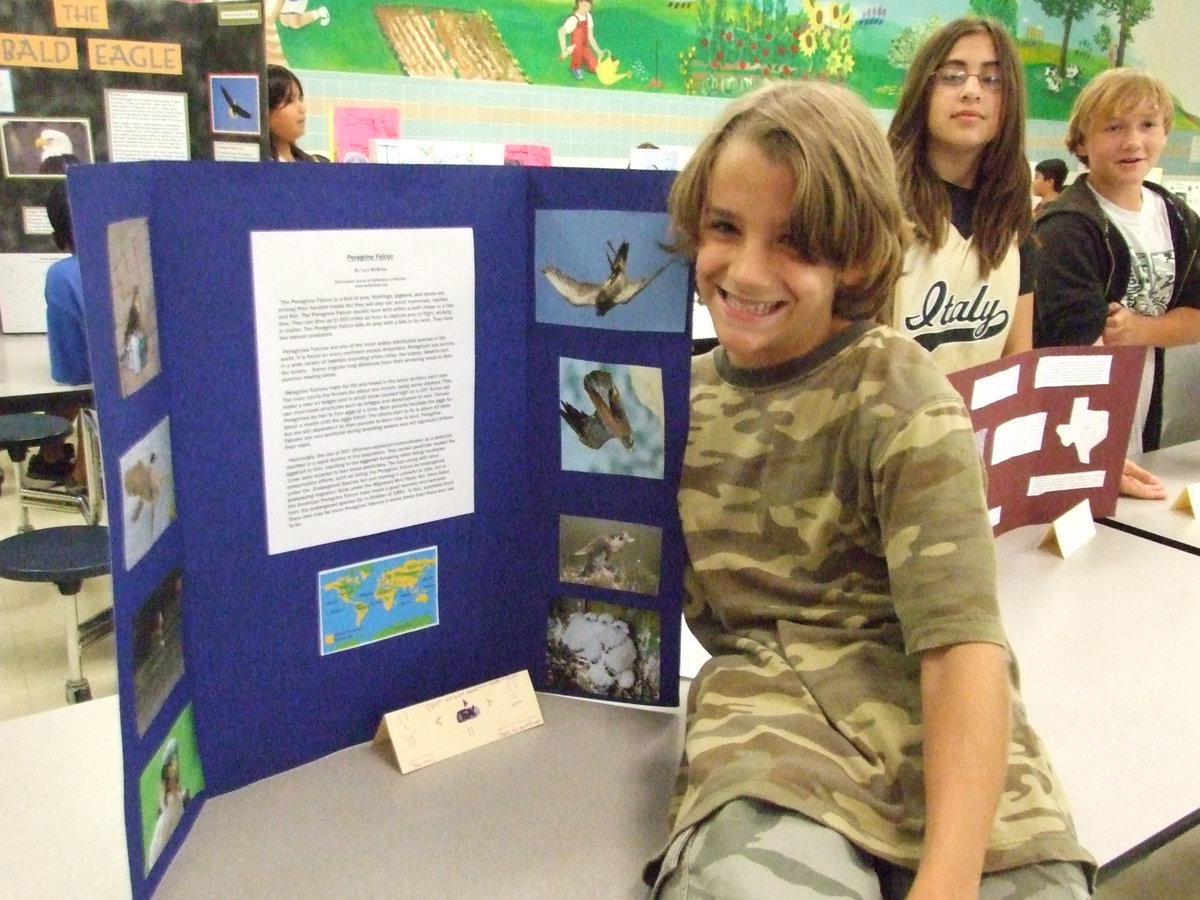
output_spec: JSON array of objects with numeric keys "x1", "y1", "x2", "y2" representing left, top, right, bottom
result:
[{"x1": 319, "y1": 547, "x2": 439, "y2": 655}]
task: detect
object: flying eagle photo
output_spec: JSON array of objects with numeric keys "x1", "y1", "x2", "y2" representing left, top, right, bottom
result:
[
  {"x1": 220, "y1": 85, "x2": 252, "y2": 120},
  {"x1": 208, "y1": 76, "x2": 261, "y2": 136}
]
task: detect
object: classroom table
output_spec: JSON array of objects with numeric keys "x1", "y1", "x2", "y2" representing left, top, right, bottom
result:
[
  {"x1": 0, "y1": 333, "x2": 91, "y2": 414},
  {"x1": 156, "y1": 693, "x2": 682, "y2": 899},
  {"x1": 1102, "y1": 440, "x2": 1200, "y2": 555},
  {"x1": 0, "y1": 695, "x2": 130, "y2": 899},
  {"x1": 994, "y1": 522, "x2": 1200, "y2": 875},
  {"x1": 6, "y1": 522, "x2": 1200, "y2": 897}
]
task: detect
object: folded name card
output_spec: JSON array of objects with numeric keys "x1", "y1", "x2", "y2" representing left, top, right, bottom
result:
[
  {"x1": 1171, "y1": 483, "x2": 1200, "y2": 518},
  {"x1": 1038, "y1": 498, "x2": 1096, "y2": 558},
  {"x1": 374, "y1": 670, "x2": 544, "y2": 774}
]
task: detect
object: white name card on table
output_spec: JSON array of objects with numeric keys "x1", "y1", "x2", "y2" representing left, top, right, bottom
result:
[
  {"x1": 1171, "y1": 483, "x2": 1200, "y2": 518},
  {"x1": 1038, "y1": 497, "x2": 1096, "y2": 558},
  {"x1": 374, "y1": 669, "x2": 544, "y2": 774}
]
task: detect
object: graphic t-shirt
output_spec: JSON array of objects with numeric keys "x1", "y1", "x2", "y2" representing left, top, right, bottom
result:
[
  {"x1": 1093, "y1": 185, "x2": 1174, "y2": 453},
  {"x1": 890, "y1": 183, "x2": 1025, "y2": 374}
]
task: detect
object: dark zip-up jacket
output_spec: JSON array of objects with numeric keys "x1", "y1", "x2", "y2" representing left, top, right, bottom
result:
[{"x1": 1032, "y1": 174, "x2": 1200, "y2": 450}]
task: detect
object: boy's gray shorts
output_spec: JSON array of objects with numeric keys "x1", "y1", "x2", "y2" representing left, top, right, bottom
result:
[{"x1": 653, "y1": 798, "x2": 1091, "y2": 900}]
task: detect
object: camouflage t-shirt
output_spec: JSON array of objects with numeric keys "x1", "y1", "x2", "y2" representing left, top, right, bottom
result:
[{"x1": 665, "y1": 320, "x2": 1093, "y2": 876}]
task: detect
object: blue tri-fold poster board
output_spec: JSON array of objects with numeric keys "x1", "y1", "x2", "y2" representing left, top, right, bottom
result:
[{"x1": 67, "y1": 161, "x2": 691, "y2": 897}]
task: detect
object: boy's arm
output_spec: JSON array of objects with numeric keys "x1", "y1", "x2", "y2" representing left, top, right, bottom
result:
[
  {"x1": 909, "y1": 641, "x2": 1011, "y2": 899},
  {"x1": 1103, "y1": 303, "x2": 1200, "y2": 348},
  {"x1": 1032, "y1": 214, "x2": 1111, "y2": 347},
  {"x1": 589, "y1": 16, "x2": 601, "y2": 54}
]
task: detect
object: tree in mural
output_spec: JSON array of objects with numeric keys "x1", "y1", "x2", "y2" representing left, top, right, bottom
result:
[
  {"x1": 1093, "y1": 22, "x2": 1115, "y2": 60},
  {"x1": 968, "y1": 0, "x2": 1017, "y2": 34},
  {"x1": 1098, "y1": 0, "x2": 1154, "y2": 66},
  {"x1": 681, "y1": 0, "x2": 857, "y2": 96},
  {"x1": 1034, "y1": 0, "x2": 1096, "y2": 76},
  {"x1": 886, "y1": 16, "x2": 943, "y2": 71}
]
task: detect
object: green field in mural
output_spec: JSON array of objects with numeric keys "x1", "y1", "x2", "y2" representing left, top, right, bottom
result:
[{"x1": 270, "y1": 0, "x2": 1192, "y2": 126}]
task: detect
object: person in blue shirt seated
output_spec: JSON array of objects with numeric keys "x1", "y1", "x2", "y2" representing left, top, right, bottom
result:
[{"x1": 26, "y1": 182, "x2": 90, "y2": 485}]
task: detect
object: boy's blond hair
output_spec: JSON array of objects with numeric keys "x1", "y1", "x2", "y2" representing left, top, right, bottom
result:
[
  {"x1": 1066, "y1": 67, "x2": 1174, "y2": 166},
  {"x1": 668, "y1": 80, "x2": 909, "y2": 320}
]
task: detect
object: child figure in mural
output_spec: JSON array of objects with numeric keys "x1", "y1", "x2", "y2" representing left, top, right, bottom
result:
[
  {"x1": 277, "y1": 0, "x2": 330, "y2": 28},
  {"x1": 558, "y1": 0, "x2": 602, "y2": 81}
]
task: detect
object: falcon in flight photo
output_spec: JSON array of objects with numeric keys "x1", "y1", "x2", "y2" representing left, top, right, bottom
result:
[
  {"x1": 560, "y1": 369, "x2": 634, "y2": 451},
  {"x1": 542, "y1": 240, "x2": 672, "y2": 316}
]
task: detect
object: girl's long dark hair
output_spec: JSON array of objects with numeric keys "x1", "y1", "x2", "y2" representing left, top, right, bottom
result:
[{"x1": 888, "y1": 17, "x2": 1030, "y2": 275}]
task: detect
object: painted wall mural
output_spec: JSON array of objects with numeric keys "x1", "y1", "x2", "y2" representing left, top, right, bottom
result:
[{"x1": 265, "y1": 0, "x2": 1191, "y2": 126}]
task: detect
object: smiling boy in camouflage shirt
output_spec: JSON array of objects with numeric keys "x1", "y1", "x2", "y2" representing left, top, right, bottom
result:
[{"x1": 647, "y1": 80, "x2": 1093, "y2": 899}]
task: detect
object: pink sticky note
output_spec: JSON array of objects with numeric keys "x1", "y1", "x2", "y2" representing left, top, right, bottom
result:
[
  {"x1": 333, "y1": 107, "x2": 401, "y2": 163},
  {"x1": 503, "y1": 144, "x2": 552, "y2": 167}
]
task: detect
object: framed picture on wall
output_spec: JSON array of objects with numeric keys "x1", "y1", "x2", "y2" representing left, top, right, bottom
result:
[
  {"x1": 209, "y1": 74, "x2": 261, "y2": 136},
  {"x1": 0, "y1": 116, "x2": 94, "y2": 177}
]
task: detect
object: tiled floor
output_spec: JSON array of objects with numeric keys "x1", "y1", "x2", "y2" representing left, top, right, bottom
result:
[{"x1": 0, "y1": 472, "x2": 117, "y2": 722}]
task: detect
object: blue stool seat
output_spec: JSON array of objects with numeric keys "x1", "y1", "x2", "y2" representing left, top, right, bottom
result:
[
  {"x1": 0, "y1": 525, "x2": 112, "y2": 702},
  {"x1": 0, "y1": 413, "x2": 72, "y2": 464},
  {"x1": 0, "y1": 412, "x2": 75, "y2": 533}
]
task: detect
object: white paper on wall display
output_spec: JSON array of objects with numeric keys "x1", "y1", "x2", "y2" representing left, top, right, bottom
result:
[
  {"x1": 1033, "y1": 353, "x2": 1113, "y2": 388},
  {"x1": 104, "y1": 89, "x2": 190, "y2": 162},
  {"x1": 252, "y1": 227, "x2": 475, "y2": 554},
  {"x1": 370, "y1": 138, "x2": 505, "y2": 166},
  {"x1": 0, "y1": 252, "x2": 67, "y2": 333}
]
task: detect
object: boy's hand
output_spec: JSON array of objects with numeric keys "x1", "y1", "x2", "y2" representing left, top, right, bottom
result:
[
  {"x1": 1103, "y1": 302, "x2": 1139, "y2": 345},
  {"x1": 1120, "y1": 458, "x2": 1167, "y2": 500}
]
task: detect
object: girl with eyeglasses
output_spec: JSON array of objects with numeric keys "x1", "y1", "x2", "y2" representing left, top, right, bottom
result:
[{"x1": 881, "y1": 17, "x2": 1034, "y2": 373}]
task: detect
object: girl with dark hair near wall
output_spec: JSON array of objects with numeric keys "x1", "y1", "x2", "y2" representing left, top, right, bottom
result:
[{"x1": 267, "y1": 65, "x2": 321, "y2": 162}]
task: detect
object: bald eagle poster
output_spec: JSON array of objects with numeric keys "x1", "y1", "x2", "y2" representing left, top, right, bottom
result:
[{"x1": 0, "y1": 0, "x2": 266, "y2": 264}]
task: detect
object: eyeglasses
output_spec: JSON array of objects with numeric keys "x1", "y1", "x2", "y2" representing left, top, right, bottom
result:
[{"x1": 931, "y1": 64, "x2": 1004, "y2": 91}]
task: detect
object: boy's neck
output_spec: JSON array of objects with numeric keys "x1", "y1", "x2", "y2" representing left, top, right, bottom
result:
[{"x1": 1087, "y1": 176, "x2": 1144, "y2": 212}]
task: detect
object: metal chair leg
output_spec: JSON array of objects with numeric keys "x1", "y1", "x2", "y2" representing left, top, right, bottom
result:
[{"x1": 63, "y1": 594, "x2": 92, "y2": 704}]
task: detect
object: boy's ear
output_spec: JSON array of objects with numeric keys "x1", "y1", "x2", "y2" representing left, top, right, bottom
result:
[{"x1": 840, "y1": 266, "x2": 866, "y2": 288}]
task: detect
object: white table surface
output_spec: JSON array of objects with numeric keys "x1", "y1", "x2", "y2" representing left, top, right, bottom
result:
[
  {"x1": 156, "y1": 693, "x2": 682, "y2": 899},
  {"x1": 1106, "y1": 440, "x2": 1200, "y2": 552},
  {"x1": 995, "y1": 522, "x2": 1200, "y2": 868},
  {"x1": 0, "y1": 695, "x2": 130, "y2": 900},
  {"x1": 7, "y1": 522, "x2": 1199, "y2": 896},
  {"x1": 0, "y1": 332, "x2": 90, "y2": 403},
  {"x1": 684, "y1": 522, "x2": 1200, "y2": 871}
]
